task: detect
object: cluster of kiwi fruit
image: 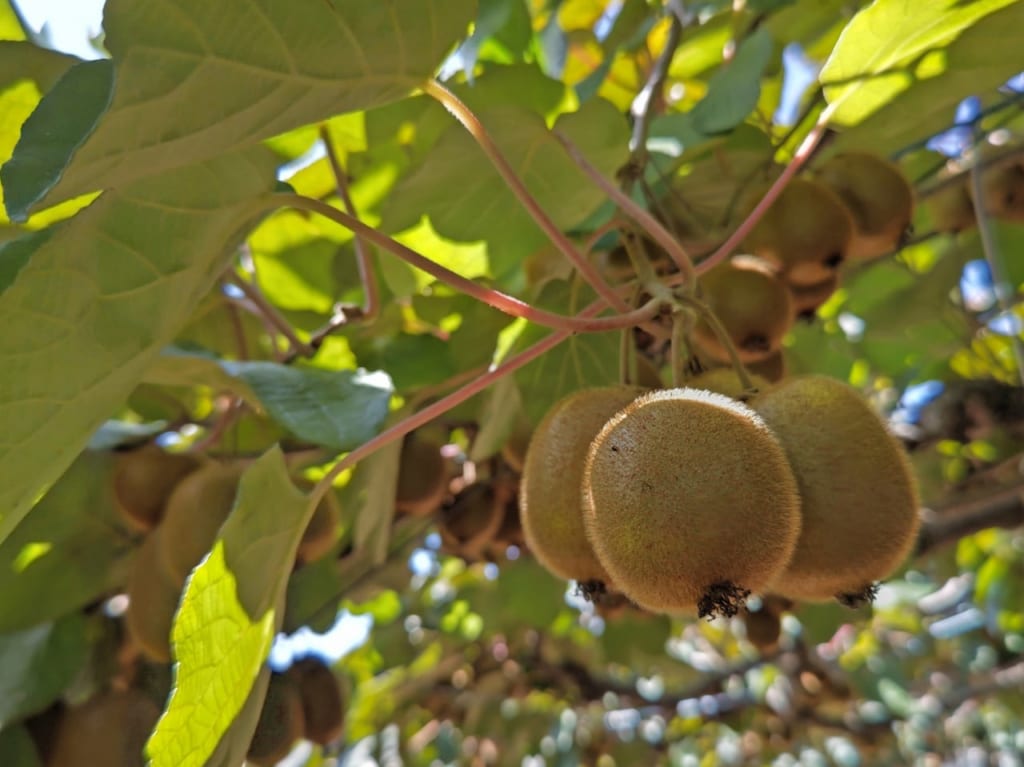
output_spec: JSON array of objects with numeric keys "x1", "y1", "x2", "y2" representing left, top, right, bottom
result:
[
  {"x1": 517, "y1": 369, "x2": 920, "y2": 620},
  {"x1": 926, "y1": 148, "x2": 1024, "y2": 234},
  {"x1": 247, "y1": 657, "x2": 346, "y2": 766},
  {"x1": 691, "y1": 151, "x2": 915, "y2": 378}
]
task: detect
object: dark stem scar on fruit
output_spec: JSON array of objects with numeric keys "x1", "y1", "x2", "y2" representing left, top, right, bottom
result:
[
  {"x1": 740, "y1": 334, "x2": 771, "y2": 354},
  {"x1": 698, "y1": 581, "x2": 751, "y2": 620},
  {"x1": 576, "y1": 580, "x2": 609, "y2": 603},
  {"x1": 823, "y1": 251, "x2": 844, "y2": 269},
  {"x1": 836, "y1": 583, "x2": 879, "y2": 608}
]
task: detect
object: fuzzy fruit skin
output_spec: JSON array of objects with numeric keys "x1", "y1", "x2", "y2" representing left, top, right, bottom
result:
[
  {"x1": 582, "y1": 388, "x2": 801, "y2": 615},
  {"x1": 112, "y1": 444, "x2": 200, "y2": 531},
  {"x1": 48, "y1": 689, "x2": 160, "y2": 767},
  {"x1": 746, "y1": 351, "x2": 787, "y2": 384},
  {"x1": 125, "y1": 529, "x2": 181, "y2": 663},
  {"x1": 439, "y1": 483, "x2": 505, "y2": 560},
  {"x1": 973, "y1": 156, "x2": 1024, "y2": 222},
  {"x1": 790, "y1": 275, "x2": 838, "y2": 321},
  {"x1": 814, "y1": 152, "x2": 915, "y2": 260},
  {"x1": 686, "y1": 368, "x2": 771, "y2": 400},
  {"x1": 157, "y1": 462, "x2": 242, "y2": 584},
  {"x1": 287, "y1": 657, "x2": 345, "y2": 745},
  {"x1": 694, "y1": 259, "x2": 795, "y2": 363},
  {"x1": 520, "y1": 386, "x2": 645, "y2": 586},
  {"x1": 394, "y1": 436, "x2": 447, "y2": 517},
  {"x1": 742, "y1": 178, "x2": 854, "y2": 286},
  {"x1": 926, "y1": 180, "x2": 975, "y2": 233},
  {"x1": 247, "y1": 673, "x2": 305, "y2": 766},
  {"x1": 751, "y1": 375, "x2": 920, "y2": 602}
]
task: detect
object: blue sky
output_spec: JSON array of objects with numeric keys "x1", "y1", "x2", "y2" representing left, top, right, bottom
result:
[{"x1": 15, "y1": 0, "x2": 105, "y2": 58}]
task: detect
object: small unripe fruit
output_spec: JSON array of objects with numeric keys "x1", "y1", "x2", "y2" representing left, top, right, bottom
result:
[
  {"x1": 520, "y1": 386, "x2": 644, "y2": 597},
  {"x1": 751, "y1": 376, "x2": 920, "y2": 604},
  {"x1": 814, "y1": 152, "x2": 915, "y2": 260},
  {"x1": 439, "y1": 483, "x2": 505, "y2": 560},
  {"x1": 395, "y1": 435, "x2": 448, "y2": 516},
  {"x1": 247, "y1": 673, "x2": 305, "y2": 766},
  {"x1": 742, "y1": 178, "x2": 854, "y2": 286},
  {"x1": 790, "y1": 275, "x2": 838, "y2": 321},
  {"x1": 48, "y1": 689, "x2": 160, "y2": 767},
  {"x1": 125, "y1": 529, "x2": 182, "y2": 663},
  {"x1": 926, "y1": 180, "x2": 975, "y2": 233},
  {"x1": 694, "y1": 258, "x2": 795, "y2": 364},
  {"x1": 583, "y1": 388, "x2": 801, "y2": 617},
  {"x1": 286, "y1": 656, "x2": 346, "y2": 745},
  {"x1": 112, "y1": 445, "x2": 200, "y2": 531},
  {"x1": 158, "y1": 462, "x2": 242, "y2": 584},
  {"x1": 972, "y1": 155, "x2": 1024, "y2": 221}
]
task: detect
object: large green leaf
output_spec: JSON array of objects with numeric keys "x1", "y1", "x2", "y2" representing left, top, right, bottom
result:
[
  {"x1": 149, "y1": 446, "x2": 311, "y2": 767},
  {"x1": 0, "y1": 1, "x2": 25, "y2": 42},
  {"x1": 821, "y1": 0, "x2": 1017, "y2": 127},
  {"x1": 689, "y1": 26, "x2": 773, "y2": 135},
  {"x1": 0, "y1": 725, "x2": 39, "y2": 767},
  {"x1": 0, "y1": 147, "x2": 278, "y2": 543},
  {"x1": 2, "y1": 0, "x2": 476, "y2": 220},
  {"x1": 0, "y1": 613, "x2": 87, "y2": 726},
  {"x1": 0, "y1": 451, "x2": 133, "y2": 632}
]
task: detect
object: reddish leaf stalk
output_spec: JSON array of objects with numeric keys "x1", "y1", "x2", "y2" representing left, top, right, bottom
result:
[{"x1": 279, "y1": 193, "x2": 663, "y2": 333}]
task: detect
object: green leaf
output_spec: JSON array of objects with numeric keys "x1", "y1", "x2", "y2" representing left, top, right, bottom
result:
[
  {"x1": 0, "y1": 147, "x2": 278, "y2": 543},
  {"x1": 820, "y1": 0, "x2": 1017, "y2": 127},
  {"x1": 222, "y1": 363, "x2": 394, "y2": 451},
  {"x1": 3, "y1": 0, "x2": 476, "y2": 218},
  {"x1": 141, "y1": 347, "x2": 261, "y2": 409},
  {"x1": 351, "y1": 436, "x2": 403, "y2": 564},
  {"x1": 690, "y1": 27, "x2": 773, "y2": 134},
  {"x1": 0, "y1": 2, "x2": 26, "y2": 41},
  {"x1": 382, "y1": 97, "x2": 629, "y2": 247},
  {"x1": 0, "y1": 613, "x2": 88, "y2": 726},
  {"x1": 149, "y1": 447, "x2": 311, "y2": 767},
  {"x1": 0, "y1": 229, "x2": 50, "y2": 294},
  {"x1": 0, "y1": 451, "x2": 133, "y2": 632},
  {"x1": 0, "y1": 725, "x2": 40, "y2": 767}
]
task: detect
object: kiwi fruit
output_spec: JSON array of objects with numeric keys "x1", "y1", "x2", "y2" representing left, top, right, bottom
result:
[
  {"x1": 500, "y1": 416, "x2": 533, "y2": 473},
  {"x1": 395, "y1": 435, "x2": 448, "y2": 516},
  {"x1": 487, "y1": 497, "x2": 526, "y2": 559},
  {"x1": 814, "y1": 152, "x2": 915, "y2": 260},
  {"x1": 633, "y1": 353, "x2": 664, "y2": 388},
  {"x1": 297, "y1": 489, "x2": 341, "y2": 564},
  {"x1": 157, "y1": 461, "x2": 243, "y2": 584},
  {"x1": 125, "y1": 529, "x2": 182, "y2": 663},
  {"x1": 742, "y1": 178, "x2": 854, "y2": 286},
  {"x1": 520, "y1": 386, "x2": 645, "y2": 599},
  {"x1": 247, "y1": 672, "x2": 305, "y2": 766},
  {"x1": 694, "y1": 258, "x2": 795, "y2": 364},
  {"x1": 582, "y1": 388, "x2": 801, "y2": 617},
  {"x1": 439, "y1": 483, "x2": 505, "y2": 560},
  {"x1": 112, "y1": 444, "x2": 200, "y2": 531},
  {"x1": 790, "y1": 275, "x2": 838, "y2": 321},
  {"x1": 286, "y1": 656, "x2": 346, "y2": 745},
  {"x1": 47, "y1": 689, "x2": 160, "y2": 767},
  {"x1": 742, "y1": 607, "x2": 782, "y2": 652},
  {"x1": 925, "y1": 179, "x2": 975, "y2": 233},
  {"x1": 973, "y1": 155, "x2": 1024, "y2": 221},
  {"x1": 686, "y1": 367, "x2": 771, "y2": 400},
  {"x1": 746, "y1": 351, "x2": 787, "y2": 384},
  {"x1": 750, "y1": 375, "x2": 920, "y2": 605}
]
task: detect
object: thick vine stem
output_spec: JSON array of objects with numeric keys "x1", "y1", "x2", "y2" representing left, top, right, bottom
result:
[
  {"x1": 670, "y1": 311, "x2": 689, "y2": 388},
  {"x1": 421, "y1": 79, "x2": 629, "y2": 313},
  {"x1": 678, "y1": 293, "x2": 756, "y2": 392},
  {"x1": 278, "y1": 193, "x2": 663, "y2": 334}
]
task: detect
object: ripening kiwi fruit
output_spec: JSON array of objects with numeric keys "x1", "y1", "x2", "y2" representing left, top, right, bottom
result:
[
  {"x1": 439, "y1": 483, "x2": 505, "y2": 560},
  {"x1": 686, "y1": 367, "x2": 771, "y2": 400},
  {"x1": 750, "y1": 376, "x2": 920, "y2": 605},
  {"x1": 582, "y1": 388, "x2": 801, "y2": 617},
  {"x1": 157, "y1": 462, "x2": 242, "y2": 584},
  {"x1": 395, "y1": 435, "x2": 448, "y2": 516},
  {"x1": 790, "y1": 274, "x2": 839, "y2": 321},
  {"x1": 520, "y1": 386, "x2": 645, "y2": 598},
  {"x1": 742, "y1": 178, "x2": 854, "y2": 286},
  {"x1": 633, "y1": 353, "x2": 664, "y2": 388},
  {"x1": 694, "y1": 258, "x2": 795, "y2": 363},
  {"x1": 746, "y1": 351, "x2": 787, "y2": 384},
  {"x1": 972, "y1": 155, "x2": 1024, "y2": 221},
  {"x1": 488, "y1": 497, "x2": 526, "y2": 558},
  {"x1": 297, "y1": 489, "x2": 341, "y2": 564},
  {"x1": 742, "y1": 607, "x2": 782, "y2": 652},
  {"x1": 48, "y1": 689, "x2": 160, "y2": 767},
  {"x1": 125, "y1": 529, "x2": 182, "y2": 663},
  {"x1": 500, "y1": 415, "x2": 533, "y2": 473},
  {"x1": 814, "y1": 152, "x2": 915, "y2": 260},
  {"x1": 286, "y1": 656, "x2": 346, "y2": 745},
  {"x1": 247, "y1": 672, "x2": 305, "y2": 766},
  {"x1": 926, "y1": 179, "x2": 975, "y2": 233},
  {"x1": 112, "y1": 444, "x2": 200, "y2": 531}
]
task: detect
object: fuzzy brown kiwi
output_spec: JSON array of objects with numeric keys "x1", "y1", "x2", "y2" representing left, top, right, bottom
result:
[
  {"x1": 112, "y1": 444, "x2": 200, "y2": 531},
  {"x1": 633, "y1": 353, "x2": 665, "y2": 388},
  {"x1": 686, "y1": 368, "x2": 772, "y2": 400},
  {"x1": 926, "y1": 179, "x2": 975, "y2": 233},
  {"x1": 247, "y1": 672, "x2": 305, "y2": 766},
  {"x1": 125, "y1": 529, "x2": 182, "y2": 663},
  {"x1": 693, "y1": 257, "x2": 795, "y2": 364},
  {"x1": 742, "y1": 607, "x2": 782, "y2": 652},
  {"x1": 750, "y1": 375, "x2": 920, "y2": 605},
  {"x1": 746, "y1": 351, "x2": 787, "y2": 384},
  {"x1": 742, "y1": 178, "x2": 854, "y2": 286},
  {"x1": 582, "y1": 388, "x2": 801, "y2": 618},
  {"x1": 394, "y1": 435, "x2": 448, "y2": 516},
  {"x1": 500, "y1": 415, "x2": 533, "y2": 473},
  {"x1": 286, "y1": 657, "x2": 346, "y2": 745},
  {"x1": 814, "y1": 152, "x2": 915, "y2": 260},
  {"x1": 520, "y1": 386, "x2": 645, "y2": 600},
  {"x1": 439, "y1": 483, "x2": 505, "y2": 560},
  {"x1": 972, "y1": 155, "x2": 1024, "y2": 222},
  {"x1": 488, "y1": 496, "x2": 526, "y2": 559},
  {"x1": 48, "y1": 689, "x2": 160, "y2": 767},
  {"x1": 297, "y1": 489, "x2": 341, "y2": 564},
  {"x1": 790, "y1": 275, "x2": 839, "y2": 321},
  {"x1": 157, "y1": 462, "x2": 242, "y2": 584}
]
